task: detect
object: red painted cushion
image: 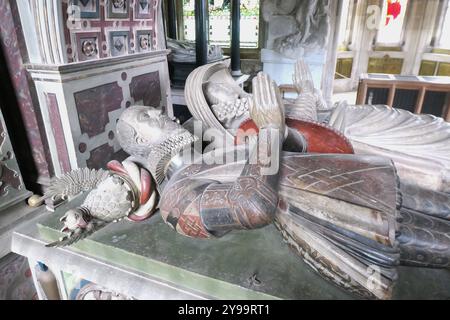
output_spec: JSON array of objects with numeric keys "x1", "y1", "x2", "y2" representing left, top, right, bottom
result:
[{"x1": 235, "y1": 118, "x2": 354, "y2": 154}]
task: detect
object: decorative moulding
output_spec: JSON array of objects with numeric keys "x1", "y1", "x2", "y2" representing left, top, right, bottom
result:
[{"x1": 25, "y1": 49, "x2": 170, "y2": 74}]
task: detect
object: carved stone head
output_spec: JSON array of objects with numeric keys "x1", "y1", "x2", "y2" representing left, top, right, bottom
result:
[
  {"x1": 204, "y1": 82, "x2": 239, "y2": 106},
  {"x1": 116, "y1": 106, "x2": 189, "y2": 158}
]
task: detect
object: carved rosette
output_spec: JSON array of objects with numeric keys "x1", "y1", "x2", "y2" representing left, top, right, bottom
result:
[{"x1": 81, "y1": 39, "x2": 97, "y2": 57}]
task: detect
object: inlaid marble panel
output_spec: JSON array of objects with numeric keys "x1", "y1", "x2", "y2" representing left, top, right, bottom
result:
[
  {"x1": 129, "y1": 71, "x2": 161, "y2": 107},
  {"x1": 46, "y1": 93, "x2": 71, "y2": 174},
  {"x1": 86, "y1": 143, "x2": 128, "y2": 170},
  {"x1": 74, "y1": 82, "x2": 124, "y2": 138}
]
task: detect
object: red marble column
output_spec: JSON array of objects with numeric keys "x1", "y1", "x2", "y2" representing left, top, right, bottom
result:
[{"x1": 0, "y1": 0, "x2": 54, "y2": 192}]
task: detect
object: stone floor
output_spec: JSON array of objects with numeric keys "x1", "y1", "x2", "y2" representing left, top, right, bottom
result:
[{"x1": 0, "y1": 253, "x2": 37, "y2": 300}]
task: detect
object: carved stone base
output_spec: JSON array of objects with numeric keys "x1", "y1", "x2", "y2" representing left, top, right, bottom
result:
[{"x1": 0, "y1": 202, "x2": 45, "y2": 259}]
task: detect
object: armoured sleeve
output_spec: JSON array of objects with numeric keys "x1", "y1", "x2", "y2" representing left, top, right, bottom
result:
[{"x1": 159, "y1": 127, "x2": 283, "y2": 238}]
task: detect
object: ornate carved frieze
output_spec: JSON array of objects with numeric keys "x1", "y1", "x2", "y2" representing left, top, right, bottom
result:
[
  {"x1": 259, "y1": 0, "x2": 336, "y2": 106},
  {"x1": 18, "y1": 0, "x2": 160, "y2": 64}
]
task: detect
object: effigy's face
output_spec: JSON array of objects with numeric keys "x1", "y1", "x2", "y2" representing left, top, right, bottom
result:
[
  {"x1": 204, "y1": 82, "x2": 239, "y2": 105},
  {"x1": 117, "y1": 106, "x2": 185, "y2": 156}
]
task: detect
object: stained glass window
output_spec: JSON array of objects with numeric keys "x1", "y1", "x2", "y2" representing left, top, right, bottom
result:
[{"x1": 376, "y1": 0, "x2": 409, "y2": 45}]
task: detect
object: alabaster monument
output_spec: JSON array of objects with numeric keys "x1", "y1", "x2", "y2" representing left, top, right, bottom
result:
[
  {"x1": 262, "y1": 0, "x2": 330, "y2": 59},
  {"x1": 260, "y1": 0, "x2": 331, "y2": 106},
  {"x1": 42, "y1": 62, "x2": 450, "y2": 300},
  {"x1": 167, "y1": 38, "x2": 223, "y2": 63}
]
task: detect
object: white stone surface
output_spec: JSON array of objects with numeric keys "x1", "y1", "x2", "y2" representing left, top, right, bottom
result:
[{"x1": 261, "y1": 49, "x2": 326, "y2": 98}]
